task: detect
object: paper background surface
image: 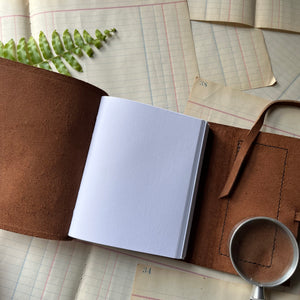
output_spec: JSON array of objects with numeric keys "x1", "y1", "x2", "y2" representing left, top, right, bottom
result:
[
  {"x1": 27, "y1": 0, "x2": 198, "y2": 113},
  {"x1": 191, "y1": 21, "x2": 276, "y2": 90},
  {"x1": 188, "y1": 0, "x2": 300, "y2": 32},
  {"x1": 131, "y1": 264, "x2": 300, "y2": 300},
  {"x1": 1, "y1": 0, "x2": 300, "y2": 299},
  {"x1": 185, "y1": 77, "x2": 300, "y2": 138}
]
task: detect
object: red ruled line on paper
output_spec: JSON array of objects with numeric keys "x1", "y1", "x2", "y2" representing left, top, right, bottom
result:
[
  {"x1": 235, "y1": 27, "x2": 252, "y2": 89},
  {"x1": 162, "y1": 4, "x2": 179, "y2": 112},
  {"x1": 40, "y1": 241, "x2": 60, "y2": 300},
  {"x1": 187, "y1": 100, "x2": 300, "y2": 138},
  {"x1": 132, "y1": 294, "x2": 161, "y2": 300}
]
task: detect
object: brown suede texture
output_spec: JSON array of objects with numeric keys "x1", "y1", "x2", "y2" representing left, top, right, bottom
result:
[
  {"x1": 0, "y1": 58, "x2": 107, "y2": 239},
  {"x1": 186, "y1": 122, "x2": 300, "y2": 275},
  {"x1": 1, "y1": 59, "x2": 299, "y2": 276}
]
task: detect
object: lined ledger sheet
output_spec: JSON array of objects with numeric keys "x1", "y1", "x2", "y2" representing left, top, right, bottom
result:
[
  {"x1": 188, "y1": 0, "x2": 255, "y2": 26},
  {"x1": 27, "y1": 0, "x2": 198, "y2": 112},
  {"x1": 255, "y1": 0, "x2": 300, "y2": 33},
  {"x1": 131, "y1": 264, "x2": 300, "y2": 300},
  {"x1": 191, "y1": 21, "x2": 275, "y2": 90},
  {"x1": 247, "y1": 30, "x2": 300, "y2": 102},
  {"x1": 188, "y1": 0, "x2": 300, "y2": 33},
  {"x1": 185, "y1": 77, "x2": 300, "y2": 138}
]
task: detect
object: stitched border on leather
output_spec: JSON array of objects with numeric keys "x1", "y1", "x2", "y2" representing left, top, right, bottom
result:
[{"x1": 218, "y1": 141, "x2": 288, "y2": 268}]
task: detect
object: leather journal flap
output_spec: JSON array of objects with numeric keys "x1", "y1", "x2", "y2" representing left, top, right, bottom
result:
[
  {"x1": 220, "y1": 100, "x2": 300, "y2": 198},
  {"x1": 295, "y1": 212, "x2": 300, "y2": 222},
  {"x1": 1, "y1": 59, "x2": 300, "y2": 277},
  {"x1": 0, "y1": 58, "x2": 107, "y2": 239},
  {"x1": 186, "y1": 102, "x2": 300, "y2": 274}
]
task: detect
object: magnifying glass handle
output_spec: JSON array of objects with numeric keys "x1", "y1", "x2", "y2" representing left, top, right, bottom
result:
[{"x1": 250, "y1": 286, "x2": 265, "y2": 300}]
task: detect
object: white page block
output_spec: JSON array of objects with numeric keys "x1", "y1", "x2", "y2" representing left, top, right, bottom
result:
[{"x1": 69, "y1": 96, "x2": 208, "y2": 259}]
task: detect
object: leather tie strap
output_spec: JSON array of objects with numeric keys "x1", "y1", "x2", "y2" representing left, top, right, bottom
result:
[{"x1": 219, "y1": 100, "x2": 300, "y2": 199}]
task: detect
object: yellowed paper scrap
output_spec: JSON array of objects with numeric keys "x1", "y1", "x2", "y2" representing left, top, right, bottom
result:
[
  {"x1": 131, "y1": 264, "x2": 251, "y2": 299},
  {"x1": 131, "y1": 264, "x2": 299, "y2": 300},
  {"x1": 191, "y1": 22, "x2": 276, "y2": 90},
  {"x1": 247, "y1": 30, "x2": 300, "y2": 101},
  {"x1": 188, "y1": 0, "x2": 300, "y2": 33},
  {"x1": 185, "y1": 77, "x2": 300, "y2": 139},
  {"x1": 255, "y1": 0, "x2": 300, "y2": 33},
  {"x1": 29, "y1": 0, "x2": 198, "y2": 113},
  {"x1": 188, "y1": 0, "x2": 255, "y2": 26}
]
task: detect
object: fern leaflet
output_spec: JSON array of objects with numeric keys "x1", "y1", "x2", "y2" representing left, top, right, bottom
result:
[{"x1": 0, "y1": 28, "x2": 117, "y2": 76}]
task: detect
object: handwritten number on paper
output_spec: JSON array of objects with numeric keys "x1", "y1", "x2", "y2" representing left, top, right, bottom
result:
[
  {"x1": 199, "y1": 80, "x2": 208, "y2": 87},
  {"x1": 142, "y1": 266, "x2": 151, "y2": 274}
]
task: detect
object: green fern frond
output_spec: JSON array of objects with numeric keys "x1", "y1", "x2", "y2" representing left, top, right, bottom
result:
[
  {"x1": 0, "y1": 41, "x2": 4, "y2": 57},
  {"x1": 28, "y1": 36, "x2": 43, "y2": 65},
  {"x1": 74, "y1": 29, "x2": 94, "y2": 57},
  {"x1": 62, "y1": 52, "x2": 83, "y2": 72},
  {"x1": 39, "y1": 32, "x2": 54, "y2": 59},
  {"x1": 17, "y1": 38, "x2": 31, "y2": 65},
  {"x1": 63, "y1": 29, "x2": 83, "y2": 57},
  {"x1": 39, "y1": 61, "x2": 52, "y2": 71},
  {"x1": 51, "y1": 56, "x2": 71, "y2": 76},
  {"x1": 0, "y1": 28, "x2": 117, "y2": 76},
  {"x1": 4, "y1": 39, "x2": 17, "y2": 61}
]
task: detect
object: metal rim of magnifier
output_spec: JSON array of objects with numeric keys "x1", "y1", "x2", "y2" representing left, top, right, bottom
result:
[{"x1": 229, "y1": 216, "x2": 299, "y2": 288}]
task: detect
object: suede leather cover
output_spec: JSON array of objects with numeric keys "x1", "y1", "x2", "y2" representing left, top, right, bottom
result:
[
  {"x1": 0, "y1": 58, "x2": 107, "y2": 239},
  {"x1": 186, "y1": 122, "x2": 300, "y2": 274},
  {"x1": 1, "y1": 58, "x2": 299, "y2": 275}
]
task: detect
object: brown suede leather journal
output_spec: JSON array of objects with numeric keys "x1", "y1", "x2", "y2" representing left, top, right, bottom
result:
[
  {"x1": 1, "y1": 58, "x2": 299, "y2": 275},
  {"x1": 0, "y1": 58, "x2": 107, "y2": 239},
  {"x1": 185, "y1": 105, "x2": 300, "y2": 274}
]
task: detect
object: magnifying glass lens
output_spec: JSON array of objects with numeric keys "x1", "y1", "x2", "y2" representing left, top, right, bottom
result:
[{"x1": 230, "y1": 218, "x2": 297, "y2": 285}]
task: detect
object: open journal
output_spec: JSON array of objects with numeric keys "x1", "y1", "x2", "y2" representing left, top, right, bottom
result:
[
  {"x1": 3, "y1": 58, "x2": 300, "y2": 277},
  {"x1": 0, "y1": 58, "x2": 208, "y2": 260},
  {"x1": 68, "y1": 96, "x2": 209, "y2": 259}
]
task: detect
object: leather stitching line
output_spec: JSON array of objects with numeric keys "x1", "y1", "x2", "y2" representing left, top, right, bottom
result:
[{"x1": 218, "y1": 141, "x2": 288, "y2": 268}]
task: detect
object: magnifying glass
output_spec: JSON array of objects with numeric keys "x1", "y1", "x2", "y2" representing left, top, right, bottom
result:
[{"x1": 229, "y1": 217, "x2": 299, "y2": 300}]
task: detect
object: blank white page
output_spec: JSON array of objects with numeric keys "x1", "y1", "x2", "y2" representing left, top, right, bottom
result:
[{"x1": 69, "y1": 96, "x2": 208, "y2": 259}]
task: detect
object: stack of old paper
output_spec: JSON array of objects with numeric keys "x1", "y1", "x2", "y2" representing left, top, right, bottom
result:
[
  {"x1": 1, "y1": 0, "x2": 300, "y2": 299},
  {"x1": 188, "y1": 0, "x2": 300, "y2": 93}
]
